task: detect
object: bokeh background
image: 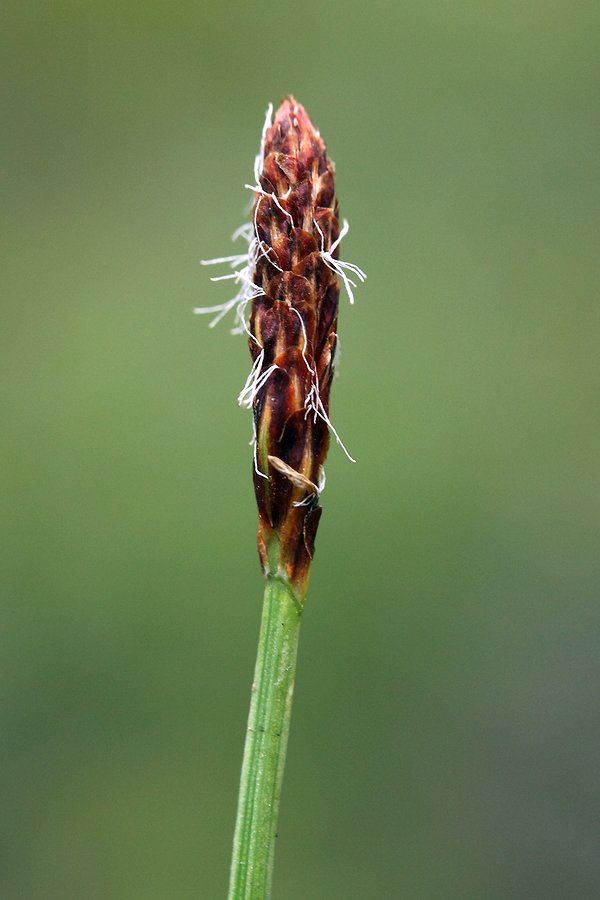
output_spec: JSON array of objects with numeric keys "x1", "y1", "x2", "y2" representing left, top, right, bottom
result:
[{"x1": 2, "y1": 2, "x2": 599, "y2": 897}]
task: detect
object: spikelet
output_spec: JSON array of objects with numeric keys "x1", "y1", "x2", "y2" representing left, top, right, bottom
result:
[{"x1": 197, "y1": 98, "x2": 365, "y2": 602}]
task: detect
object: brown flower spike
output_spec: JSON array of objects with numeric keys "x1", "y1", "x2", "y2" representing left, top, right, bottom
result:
[{"x1": 197, "y1": 98, "x2": 365, "y2": 603}]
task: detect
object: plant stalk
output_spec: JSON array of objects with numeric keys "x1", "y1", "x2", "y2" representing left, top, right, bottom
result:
[{"x1": 228, "y1": 576, "x2": 303, "y2": 899}]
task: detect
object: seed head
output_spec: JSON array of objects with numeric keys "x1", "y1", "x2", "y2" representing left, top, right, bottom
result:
[{"x1": 197, "y1": 98, "x2": 365, "y2": 603}]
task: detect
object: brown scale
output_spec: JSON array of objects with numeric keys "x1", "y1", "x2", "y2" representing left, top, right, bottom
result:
[{"x1": 249, "y1": 97, "x2": 341, "y2": 602}]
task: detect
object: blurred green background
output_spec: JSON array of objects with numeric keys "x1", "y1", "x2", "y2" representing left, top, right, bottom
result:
[{"x1": 2, "y1": 1, "x2": 599, "y2": 897}]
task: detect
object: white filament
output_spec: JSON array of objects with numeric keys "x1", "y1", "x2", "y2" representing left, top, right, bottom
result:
[
  {"x1": 314, "y1": 217, "x2": 367, "y2": 305},
  {"x1": 289, "y1": 307, "x2": 355, "y2": 463},
  {"x1": 237, "y1": 349, "x2": 279, "y2": 409}
]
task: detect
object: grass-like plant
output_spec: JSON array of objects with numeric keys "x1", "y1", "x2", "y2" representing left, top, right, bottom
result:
[{"x1": 196, "y1": 97, "x2": 365, "y2": 899}]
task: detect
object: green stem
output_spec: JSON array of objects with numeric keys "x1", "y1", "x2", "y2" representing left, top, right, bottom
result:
[{"x1": 228, "y1": 576, "x2": 303, "y2": 900}]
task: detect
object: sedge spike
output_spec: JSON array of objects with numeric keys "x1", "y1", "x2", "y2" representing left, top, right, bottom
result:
[{"x1": 198, "y1": 97, "x2": 365, "y2": 605}]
